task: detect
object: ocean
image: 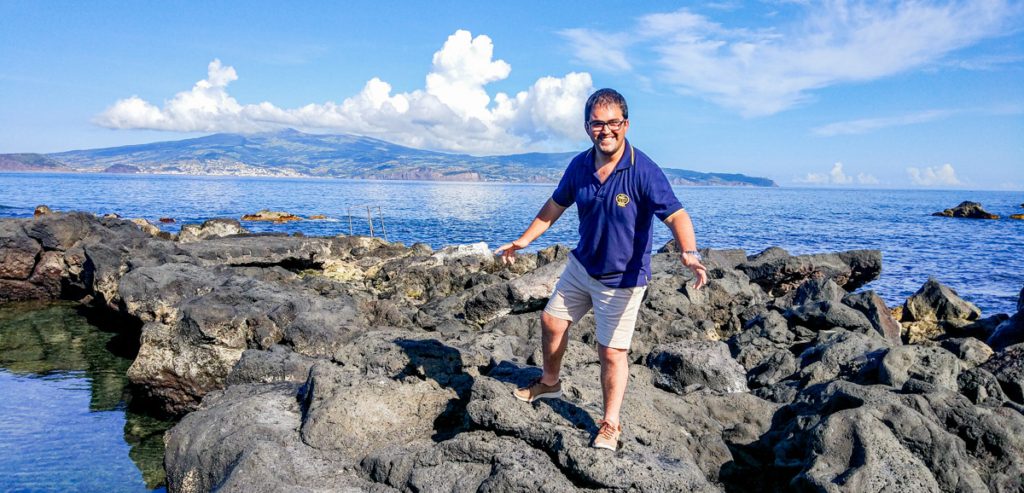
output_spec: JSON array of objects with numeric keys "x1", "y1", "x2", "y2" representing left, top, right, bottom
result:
[
  {"x1": 0, "y1": 171, "x2": 1022, "y2": 491},
  {"x1": 2, "y1": 172, "x2": 1022, "y2": 314}
]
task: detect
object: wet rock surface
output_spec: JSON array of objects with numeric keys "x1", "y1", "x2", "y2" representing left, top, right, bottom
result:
[
  {"x1": 2, "y1": 211, "x2": 1023, "y2": 492},
  {"x1": 932, "y1": 201, "x2": 1000, "y2": 219}
]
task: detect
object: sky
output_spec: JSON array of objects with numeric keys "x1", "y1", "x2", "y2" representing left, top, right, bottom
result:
[{"x1": 1, "y1": 0, "x2": 1022, "y2": 189}]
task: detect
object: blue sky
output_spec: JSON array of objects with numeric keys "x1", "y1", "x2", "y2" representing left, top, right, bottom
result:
[{"x1": 1, "y1": 0, "x2": 1022, "y2": 189}]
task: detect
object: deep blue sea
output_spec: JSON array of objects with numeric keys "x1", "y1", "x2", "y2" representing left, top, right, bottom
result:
[
  {"x1": 0, "y1": 172, "x2": 1022, "y2": 491},
  {"x1": 2, "y1": 172, "x2": 1022, "y2": 313}
]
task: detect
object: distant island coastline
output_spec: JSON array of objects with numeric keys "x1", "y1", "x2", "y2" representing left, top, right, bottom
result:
[{"x1": 0, "y1": 129, "x2": 777, "y2": 187}]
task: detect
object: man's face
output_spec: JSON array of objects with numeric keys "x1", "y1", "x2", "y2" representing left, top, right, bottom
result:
[{"x1": 586, "y1": 103, "x2": 629, "y2": 158}]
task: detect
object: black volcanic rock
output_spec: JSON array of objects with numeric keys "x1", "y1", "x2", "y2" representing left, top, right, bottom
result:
[
  {"x1": 979, "y1": 344, "x2": 1024, "y2": 403},
  {"x1": 736, "y1": 247, "x2": 882, "y2": 297},
  {"x1": 988, "y1": 311, "x2": 1024, "y2": 351},
  {"x1": 6, "y1": 211, "x2": 1024, "y2": 491},
  {"x1": 933, "y1": 201, "x2": 1000, "y2": 219}
]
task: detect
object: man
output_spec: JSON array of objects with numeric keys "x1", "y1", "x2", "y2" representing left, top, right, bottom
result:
[{"x1": 494, "y1": 88, "x2": 708, "y2": 451}]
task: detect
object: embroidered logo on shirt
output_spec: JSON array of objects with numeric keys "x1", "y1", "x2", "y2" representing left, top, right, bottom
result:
[{"x1": 615, "y1": 193, "x2": 630, "y2": 207}]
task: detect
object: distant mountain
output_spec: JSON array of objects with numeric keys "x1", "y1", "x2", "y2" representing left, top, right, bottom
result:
[
  {"x1": 0, "y1": 153, "x2": 74, "y2": 172},
  {"x1": 38, "y1": 129, "x2": 776, "y2": 186}
]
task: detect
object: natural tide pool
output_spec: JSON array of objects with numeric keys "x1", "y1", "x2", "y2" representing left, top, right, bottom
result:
[{"x1": 0, "y1": 301, "x2": 174, "y2": 493}]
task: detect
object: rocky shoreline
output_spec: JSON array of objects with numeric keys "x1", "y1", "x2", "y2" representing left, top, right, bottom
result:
[{"x1": 1, "y1": 212, "x2": 1023, "y2": 492}]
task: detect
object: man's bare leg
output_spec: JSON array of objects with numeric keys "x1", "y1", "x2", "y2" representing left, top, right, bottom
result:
[
  {"x1": 598, "y1": 344, "x2": 629, "y2": 424},
  {"x1": 540, "y1": 311, "x2": 570, "y2": 386}
]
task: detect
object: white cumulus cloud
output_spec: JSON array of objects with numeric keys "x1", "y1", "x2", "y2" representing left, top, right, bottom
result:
[
  {"x1": 830, "y1": 162, "x2": 853, "y2": 184},
  {"x1": 563, "y1": 1, "x2": 1021, "y2": 116},
  {"x1": 94, "y1": 31, "x2": 594, "y2": 154},
  {"x1": 857, "y1": 173, "x2": 880, "y2": 184},
  {"x1": 907, "y1": 164, "x2": 962, "y2": 186},
  {"x1": 794, "y1": 172, "x2": 830, "y2": 184},
  {"x1": 796, "y1": 162, "x2": 880, "y2": 185}
]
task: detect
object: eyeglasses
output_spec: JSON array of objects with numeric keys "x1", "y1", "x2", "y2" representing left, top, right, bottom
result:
[{"x1": 587, "y1": 119, "x2": 626, "y2": 132}]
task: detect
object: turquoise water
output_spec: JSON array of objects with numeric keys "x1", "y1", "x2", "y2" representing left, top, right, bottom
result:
[{"x1": 2, "y1": 172, "x2": 1021, "y2": 314}]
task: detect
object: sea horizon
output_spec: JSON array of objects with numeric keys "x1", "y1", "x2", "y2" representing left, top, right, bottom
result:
[{"x1": 2, "y1": 171, "x2": 1021, "y2": 316}]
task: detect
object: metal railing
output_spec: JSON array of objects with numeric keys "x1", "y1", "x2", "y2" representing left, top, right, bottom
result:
[{"x1": 348, "y1": 204, "x2": 388, "y2": 241}]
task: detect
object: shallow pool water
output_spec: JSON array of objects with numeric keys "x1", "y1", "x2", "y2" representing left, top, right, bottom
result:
[{"x1": 0, "y1": 301, "x2": 173, "y2": 492}]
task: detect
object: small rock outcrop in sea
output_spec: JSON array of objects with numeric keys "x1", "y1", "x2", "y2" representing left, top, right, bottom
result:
[
  {"x1": 176, "y1": 218, "x2": 249, "y2": 244},
  {"x1": 3, "y1": 211, "x2": 1024, "y2": 492},
  {"x1": 241, "y1": 209, "x2": 302, "y2": 222},
  {"x1": 307, "y1": 214, "x2": 327, "y2": 220},
  {"x1": 33, "y1": 205, "x2": 52, "y2": 216},
  {"x1": 158, "y1": 217, "x2": 175, "y2": 223},
  {"x1": 1011, "y1": 214, "x2": 1024, "y2": 220},
  {"x1": 131, "y1": 218, "x2": 174, "y2": 241},
  {"x1": 932, "y1": 201, "x2": 1000, "y2": 219}
]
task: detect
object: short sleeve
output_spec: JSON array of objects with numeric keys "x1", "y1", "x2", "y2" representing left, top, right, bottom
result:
[
  {"x1": 644, "y1": 164, "x2": 683, "y2": 221},
  {"x1": 551, "y1": 156, "x2": 579, "y2": 207}
]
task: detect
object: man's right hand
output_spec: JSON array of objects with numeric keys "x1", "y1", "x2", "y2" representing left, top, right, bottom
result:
[{"x1": 494, "y1": 239, "x2": 527, "y2": 265}]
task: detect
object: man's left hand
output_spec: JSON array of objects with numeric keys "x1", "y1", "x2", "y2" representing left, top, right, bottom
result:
[{"x1": 682, "y1": 253, "x2": 708, "y2": 290}]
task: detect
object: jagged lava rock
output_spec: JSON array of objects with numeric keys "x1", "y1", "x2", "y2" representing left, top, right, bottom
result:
[
  {"x1": 901, "y1": 276, "x2": 982, "y2": 343},
  {"x1": 430, "y1": 242, "x2": 494, "y2": 263},
  {"x1": 904, "y1": 276, "x2": 982, "y2": 323},
  {"x1": 241, "y1": 209, "x2": 302, "y2": 222},
  {"x1": 463, "y1": 256, "x2": 568, "y2": 325},
  {"x1": 958, "y1": 367, "x2": 1009, "y2": 407},
  {"x1": 163, "y1": 382, "x2": 381, "y2": 493},
  {"x1": 130, "y1": 217, "x2": 174, "y2": 240},
  {"x1": 0, "y1": 221, "x2": 41, "y2": 280},
  {"x1": 979, "y1": 343, "x2": 1024, "y2": 403},
  {"x1": 795, "y1": 328, "x2": 891, "y2": 388},
  {"x1": 736, "y1": 246, "x2": 881, "y2": 297},
  {"x1": 932, "y1": 201, "x2": 1000, "y2": 219},
  {"x1": 842, "y1": 290, "x2": 903, "y2": 344},
  {"x1": 9, "y1": 211, "x2": 1024, "y2": 491},
  {"x1": 879, "y1": 345, "x2": 962, "y2": 392},
  {"x1": 940, "y1": 337, "x2": 994, "y2": 369},
  {"x1": 987, "y1": 290, "x2": 1024, "y2": 350},
  {"x1": 176, "y1": 218, "x2": 249, "y2": 243},
  {"x1": 647, "y1": 341, "x2": 749, "y2": 394}
]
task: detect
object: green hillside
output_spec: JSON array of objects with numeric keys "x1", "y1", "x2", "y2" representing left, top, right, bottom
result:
[
  {"x1": 0, "y1": 153, "x2": 73, "y2": 172},
  {"x1": 43, "y1": 129, "x2": 776, "y2": 186}
]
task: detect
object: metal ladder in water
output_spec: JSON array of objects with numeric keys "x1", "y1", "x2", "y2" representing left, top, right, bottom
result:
[{"x1": 347, "y1": 204, "x2": 388, "y2": 241}]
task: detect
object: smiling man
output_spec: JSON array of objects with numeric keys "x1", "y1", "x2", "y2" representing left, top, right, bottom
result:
[{"x1": 495, "y1": 88, "x2": 708, "y2": 451}]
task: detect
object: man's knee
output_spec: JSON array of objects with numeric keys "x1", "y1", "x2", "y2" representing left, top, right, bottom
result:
[
  {"x1": 598, "y1": 345, "x2": 629, "y2": 366},
  {"x1": 541, "y1": 311, "x2": 570, "y2": 333}
]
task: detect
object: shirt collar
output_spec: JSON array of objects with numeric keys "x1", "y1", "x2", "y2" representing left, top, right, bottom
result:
[{"x1": 588, "y1": 139, "x2": 635, "y2": 172}]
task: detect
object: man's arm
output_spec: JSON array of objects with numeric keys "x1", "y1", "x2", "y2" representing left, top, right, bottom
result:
[
  {"x1": 494, "y1": 198, "x2": 568, "y2": 265},
  {"x1": 663, "y1": 209, "x2": 708, "y2": 290}
]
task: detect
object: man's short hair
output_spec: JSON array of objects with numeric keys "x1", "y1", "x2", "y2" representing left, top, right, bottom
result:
[{"x1": 584, "y1": 88, "x2": 628, "y2": 122}]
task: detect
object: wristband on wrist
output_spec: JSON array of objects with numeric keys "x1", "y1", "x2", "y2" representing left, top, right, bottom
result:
[{"x1": 683, "y1": 249, "x2": 701, "y2": 261}]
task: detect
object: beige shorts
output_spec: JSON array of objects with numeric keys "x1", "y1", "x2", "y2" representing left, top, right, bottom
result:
[{"x1": 544, "y1": 255, "x2": 647, "y2": 350}]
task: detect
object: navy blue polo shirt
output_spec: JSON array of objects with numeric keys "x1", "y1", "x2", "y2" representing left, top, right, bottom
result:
[{"x1": 552, "y1": 139, "x2": 684, "y2": 288}]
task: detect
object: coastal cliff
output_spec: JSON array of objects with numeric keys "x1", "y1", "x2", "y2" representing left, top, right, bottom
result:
[{"x1": 2, "y1": 212, "x2": 1022, "y2": 492}]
